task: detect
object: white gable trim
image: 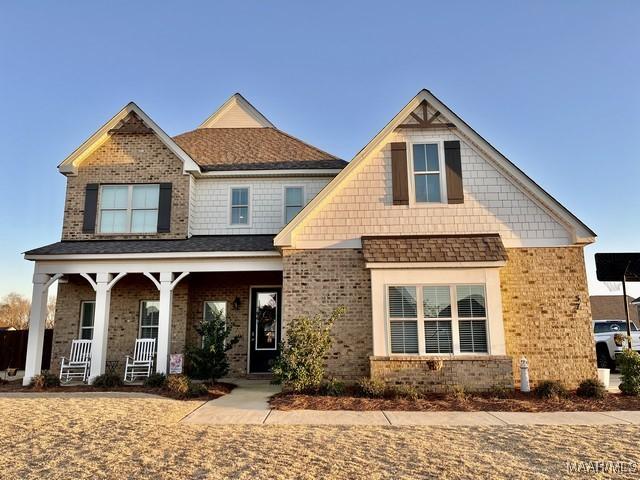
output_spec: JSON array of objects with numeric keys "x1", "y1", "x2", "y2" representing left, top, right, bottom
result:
[
  {"x1": 58, "y1": 102, "x2": 201, "y2": 176},
  {"x1": 198, "y1": 93, "x2": 275, "y2": 129},
  {"x1": 274, "y1": 89, "x2": 595, "y2": 247}
]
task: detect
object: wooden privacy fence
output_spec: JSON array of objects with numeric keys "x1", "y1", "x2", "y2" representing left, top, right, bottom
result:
[{"x1": 0, "y1": 329, "x2": 53, "y2": 370}]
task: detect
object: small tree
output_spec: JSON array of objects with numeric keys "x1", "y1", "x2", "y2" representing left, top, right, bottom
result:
[
  {"x1": 185, "y1": 307, "x2": 240, "y2": 382},
  {"x1": 618, "y1": 349, "x2": 640, "y2": 396},
  {"x1": 272, "y1": 306, "x2": 345, "y2": 392}
]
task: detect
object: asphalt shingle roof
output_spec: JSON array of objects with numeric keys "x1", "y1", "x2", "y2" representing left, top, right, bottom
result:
[
  {"x1": 172, "y1": 128, "x2": 347, "y2": 171},
  {"x1": 361, "y1": 234, "x2": 507, "y2": 263},
  {"x1": 24, "y1": 235, "x2": 276, "y2": 256}
]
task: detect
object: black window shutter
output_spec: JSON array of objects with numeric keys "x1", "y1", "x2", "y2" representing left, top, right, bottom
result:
[
  {"x1": 82, "y1": 184, "x2": 99, "y2": 233},
  {"x1": 157, "y1": 183, "x2": 172, "y2": 233},
  {"x1": 444, "y1": 140, "x2": 464, "y2": 204},
  {"x1": 391, "y1": 142, "x2": 409, "y2": 205}
]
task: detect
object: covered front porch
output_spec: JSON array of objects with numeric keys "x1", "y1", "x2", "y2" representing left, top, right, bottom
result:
[{"x1": 22, "y1": 252, "x2": 283, "y2": 385}]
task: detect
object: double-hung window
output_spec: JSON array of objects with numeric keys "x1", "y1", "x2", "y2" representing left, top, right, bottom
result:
[
  {"x1": 387, "y1": 284, "x2": 488, "y2": 355},
  {"x1": 79, "y1": 301, "x2": 95, "y2": 340},
  {"x1": 284, "y1": 187, "x2": 304, "y2": 223},
  {"x1": 412, "y1": 143, "x2": 442, "y2": 203},
  {"x1": 230, "y1": 187, "x2": 249, "y2": 225},
  {"x1": 204, "y1": 301, "x2": 227, "y2": 322},
  {"x1": 388, "y1": 286, "x2": 419, "y2": 354},
  {"x1": 139, "y1": 300, "x2": 160, "y2": 342},
  {"x1": 99, "y1": 184, "x2": 159, "y2": 233}
]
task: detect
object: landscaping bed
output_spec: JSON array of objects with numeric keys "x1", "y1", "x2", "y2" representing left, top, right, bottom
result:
[
  {"x1": 0, "y1": 378, "x2": 235, "y2": 401},
  {"x1": 270, "y1": 390, "x2": 640, "y2": 412}
]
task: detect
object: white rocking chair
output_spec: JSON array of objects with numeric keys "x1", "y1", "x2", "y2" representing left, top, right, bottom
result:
[
  {"x1": 59, "y1": 339, "x2": 92, "y2": 384},
  {"x1": 124, "y1": 338, "x2": 156, "y2": 382}
]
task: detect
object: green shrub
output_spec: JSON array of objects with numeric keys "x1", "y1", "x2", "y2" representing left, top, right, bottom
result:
[
  {"x1": 185, "y1": 306, "x2": 240, "y2": 382},
  {"x1": 534, "y1": 380, "x2": 568, "y2": 399},
  {"x1": 188, "y1": 382, "x2": 208, "y2": 397},
  {"x1": 144, "y1": 373, "x2": 167, "y2": 388},
  {"x1": 618, "y1": 349, "x2": 640, "y2": 396},
  {"x1": 30, "y1": 371, "x2": 60, "y2": 389},
  {"x1": 488, "y1": 385, "x2": 512, "y2": 399},
  {"x1": 357, "y1": 377, "x2": 387, "y2": 398},
  {"x1": 319, "y1": 378, "x2": 346, "y2": 396},
  {"x1": 446, "y1": 384, "x2": 467, "y2": 401},
  {"x1": 576, "y1": 378, "x2": 607, "y2": 399},
  {"x1": 389, "y1": 384, "x2": 421, "y2": 401},
  {"x1": 272, "y1": 306, "x2": 345, "y2": 392},
  {"x1": 92, "y1": 373, "x2": 123, "y2": 388},
  {"x1": 165, "y1": 374, "x2": 192, "y2": 399}
]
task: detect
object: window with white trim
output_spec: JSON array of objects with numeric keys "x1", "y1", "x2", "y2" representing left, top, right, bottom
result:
[
  {"x1": 79, "y1": 301, "x2": 95, "y2": 340},
  {"x1": 412, "y1": 143, "x2": 442, "y2": 203},
  {"x1": 203, "y1": 301, "x2": 227, "y2": 346},
  {"x1": 99, "y1": 184, "x2": 159, "y2": 233},
  {"x1": 139, "y1": 300, "x2": 160, "y2": 341},
  {"x1": 388, "y1": 286, "x2": 419, "y2": 354},
  {"x1": 230, "y1": 187, "x2": 249, "y2": 225},
  {"x1": 284, "y1": 187, "x2": 304, "y2": 223},
  {"x1": 387, "y1": 284, "x2": 488, "y2": 355}
]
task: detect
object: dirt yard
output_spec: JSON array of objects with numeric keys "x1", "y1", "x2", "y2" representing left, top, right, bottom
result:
[{"x1": 2, "y1": 395, "x2": 639, "y2": 479}]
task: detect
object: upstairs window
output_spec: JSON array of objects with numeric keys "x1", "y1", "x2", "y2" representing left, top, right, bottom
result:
[
  {"x1": 412, "y1": 143, "x2": 442, "y2": 203},
  {"x1": 230, "y1": 187, "x2": 250, "y2": 225},
  {"x1": 284, "y1": 187, "x2": 304, "y2": 223},
  {"x1": 99, "y1": 184, "x2": 159, "y2": 233}
]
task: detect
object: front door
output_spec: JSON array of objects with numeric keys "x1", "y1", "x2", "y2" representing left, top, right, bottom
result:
[{"x1": 249, "y1": 287, "x2": 282, "y2": 373}]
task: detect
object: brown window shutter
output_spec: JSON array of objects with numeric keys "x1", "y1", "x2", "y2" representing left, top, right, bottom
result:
[
  {"x1": 82, "y1": 184, "x2": 99, "y2": 233},
  {"x1": 444, "y1": 140, "x2": 464, "y2": 204},
  {"x1": 157, "y1": 183, "x2": 172, "y2": 233},
  {"x1": 391, "y1": 142, "x2": 409, "y2": 205}
]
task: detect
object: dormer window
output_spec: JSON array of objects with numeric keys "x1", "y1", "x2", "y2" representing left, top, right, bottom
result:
[
  {"x1": 98, "y1": 184, "x2": 159, "y2": 233},
  {"x1": 412, "y1": 143, "x2": 442, "y2": 203}
]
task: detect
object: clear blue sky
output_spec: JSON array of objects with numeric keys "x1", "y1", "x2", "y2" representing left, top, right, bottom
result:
[{"x1": 1, "y1": 1, "x2": 638, "y2": 298}]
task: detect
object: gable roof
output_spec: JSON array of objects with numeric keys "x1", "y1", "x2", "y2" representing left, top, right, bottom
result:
[
  {"x1": 274, "y1": 89, "x2": 596, "y2": 247},
  {"x1": 173, "y1": 127, "x2": 346, "y2": 171},
  {"x1": 198, "y1": 93, "x2": 275, "y2": 129},
  {"x1": 58, "y1": 102, "x2": 200, "y2": 176}
]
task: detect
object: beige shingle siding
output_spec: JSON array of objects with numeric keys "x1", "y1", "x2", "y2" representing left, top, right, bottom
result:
[
  {"x1": 361, "y1": 234, "x2": 507, "y2": 263},
  {"x1": 295, "y1": 126, "x2": 571, "y2": 247}
]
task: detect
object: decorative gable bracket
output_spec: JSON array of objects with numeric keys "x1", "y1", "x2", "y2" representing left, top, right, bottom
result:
[{"x1": 398, "y1": 100, "x2": 455, "y2": 129}]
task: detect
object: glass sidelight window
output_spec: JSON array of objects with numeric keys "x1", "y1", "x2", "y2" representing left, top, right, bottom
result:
[{"x1": 255, "y1": 292, "x2": 278, "y2": 350}]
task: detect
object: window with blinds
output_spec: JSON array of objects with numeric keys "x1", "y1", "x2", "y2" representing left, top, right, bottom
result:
[
  {"x1": 423, "y1": 286, "x2": 452, "y2": 353},
  {"x1": 388, "y1": 286, "x2": 418, "y2": 354},
  {"x1": 386, "y1": 284, "x2": 488, "y2": 355},
  {"x1": 457, "y1": 285, "x2": 488, "y2": 353}
]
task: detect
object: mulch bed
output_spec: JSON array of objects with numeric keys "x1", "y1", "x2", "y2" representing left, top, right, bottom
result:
[
  {"x1": 0, "y1": 381, "x2": 235, "y2": 401},
  {"x1": 270, "y1": 391, "x2": 640, "y2": 412}
]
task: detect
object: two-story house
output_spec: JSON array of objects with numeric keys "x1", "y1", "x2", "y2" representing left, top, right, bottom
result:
[{"x1": 22, "y1": 90, "x2": 597, "y2": 391}]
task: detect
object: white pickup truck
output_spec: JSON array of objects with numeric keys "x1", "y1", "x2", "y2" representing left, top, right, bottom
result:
[{"x1": 594, "y1": 320, "x2": 640, "y2": 369}]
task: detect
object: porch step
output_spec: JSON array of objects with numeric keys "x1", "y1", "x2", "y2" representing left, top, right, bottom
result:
[{"x1": 246, "y1": 373, "x2": 274, "y2": 381}]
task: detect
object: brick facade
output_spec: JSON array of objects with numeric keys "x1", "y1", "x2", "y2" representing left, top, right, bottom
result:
[
  {"x1": 61, "y1": 117, "x2": 190, "y2": 240},
  {"x1": 500, "y1": 247, "x2": 597, "y2": 388},
  {"x1": 370, "y1": 356, "x2": 514, "y2": 393},
  {"x1": 51, "y1": 274, "x2": 187, "y2": 376},
  {"x1": 282, "y1": 249, "x2": 372, "y2": 380},
  {"x1": 185, "y1": 271, "x2": 282, "y2": 377}
]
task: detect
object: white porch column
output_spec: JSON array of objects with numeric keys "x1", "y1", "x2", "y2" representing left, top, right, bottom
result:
[
  {"x1": 156, "y1": 272, "x2": 174, "y2": 375},
  {"x1": 144, "y1": 271, "x2": 189, "y2": 374},
  {"x1": 86, "y1": 272, "x2": 126, "y2": 382},
  {"x1": 89, "y1": 273, "x2": 112, "y2": 382},
  {"x1": 23, "y1": 273, "x2": 57, "y2": 386}
]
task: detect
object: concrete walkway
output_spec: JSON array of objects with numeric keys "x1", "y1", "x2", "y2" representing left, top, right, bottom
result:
[{"x1": 179, "y1": 380, "x2": 640, "y2": 427}]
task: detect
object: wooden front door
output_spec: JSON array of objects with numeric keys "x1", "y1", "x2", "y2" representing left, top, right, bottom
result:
[{"x1": 249, "y1": 287, "x2": 282, "y2": 373}]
